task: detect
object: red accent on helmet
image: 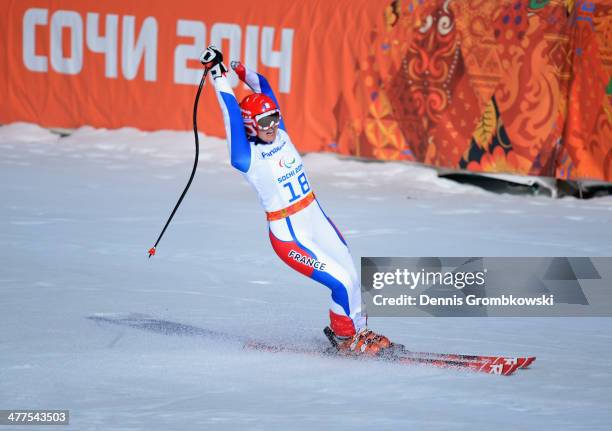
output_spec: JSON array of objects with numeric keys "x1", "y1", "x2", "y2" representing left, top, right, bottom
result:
[{"x1": 239, "y1": 93, "x2": 279, "y2": 136}]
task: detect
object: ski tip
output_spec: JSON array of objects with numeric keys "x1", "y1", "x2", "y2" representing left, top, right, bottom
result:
[
  {"x1": 513, "y1": 356, "x2": 537, "y2": 369},
  {"x1": 148, "y1": 247, "x2": 156, "y2": 258},
  {"x1": 520, "y1": 357, "x2": 536, "y2": 368}
]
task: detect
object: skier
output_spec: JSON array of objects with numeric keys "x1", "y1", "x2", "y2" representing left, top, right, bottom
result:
[{"x1": 200, "y1": 46, "x2": 394, "y2": 355}]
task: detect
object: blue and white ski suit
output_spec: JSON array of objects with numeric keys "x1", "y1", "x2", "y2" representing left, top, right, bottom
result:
[{"x1": 211, "y1": 66, "x2": 365, "y2": 335}]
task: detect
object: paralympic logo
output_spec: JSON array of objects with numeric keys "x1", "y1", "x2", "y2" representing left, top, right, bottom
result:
[{"x1": 279, "y1": 156, "x2": 297, "y2": 169}]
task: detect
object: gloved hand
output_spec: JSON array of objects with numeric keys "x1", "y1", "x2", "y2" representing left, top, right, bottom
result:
[{"x1": 199, "y1": 45, "x2": 227, "y2": 77}]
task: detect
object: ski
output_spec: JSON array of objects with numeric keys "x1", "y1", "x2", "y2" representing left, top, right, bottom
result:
[
  {"x1": 88, "y1": 314, "x2": 528, "y2": 376},
  {"x1": 323, "y1": 326, "x2": 534, "y2": 370},
  {"x1": 397, "y1": 350, "x2": 536, "y2": 369},
  {"x1": 245, "y1": 340, "x2": 521, "y2": 376}
]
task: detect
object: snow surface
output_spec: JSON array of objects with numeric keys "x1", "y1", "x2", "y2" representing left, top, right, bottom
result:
[{"x1": 1, "y1": 122, "x2": 612, "y2": 430}]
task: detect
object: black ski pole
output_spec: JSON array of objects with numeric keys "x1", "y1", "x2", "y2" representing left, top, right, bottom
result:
[{"x1": 148, "y1": 68, "x2": 209, "y2": 258}]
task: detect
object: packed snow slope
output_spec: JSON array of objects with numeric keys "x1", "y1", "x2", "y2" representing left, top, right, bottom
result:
[{"x1": 1, "y1": 122, "x2": 612, "y2": 431}]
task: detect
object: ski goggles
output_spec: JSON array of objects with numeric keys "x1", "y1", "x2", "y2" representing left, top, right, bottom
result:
[{"x1": 255, "y1": 110, "x2": 281, "y2": 130}]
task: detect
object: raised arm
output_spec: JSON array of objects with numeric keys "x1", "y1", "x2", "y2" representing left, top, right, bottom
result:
[
  {"x1": 200, "y1": 47, "x2": 251, "y2": 173},
  {"x1": 231, "y1": 61, "x2": 287, "y2": 132}
]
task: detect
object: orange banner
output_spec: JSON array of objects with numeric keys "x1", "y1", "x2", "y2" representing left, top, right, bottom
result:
[
  {"x1": 2, "y1": 0, "x2": 611, "y2": 182},
  {"x1": 0, "y1": 0, "x2": 383, "y2": 152},
  {"x1": 347, "y1": 0, "x2": 612, "y2": 182}
]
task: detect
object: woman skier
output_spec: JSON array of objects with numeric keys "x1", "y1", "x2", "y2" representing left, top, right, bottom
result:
[{"x1": 200, "y1": 45, "x2": 394, "y2": 355}]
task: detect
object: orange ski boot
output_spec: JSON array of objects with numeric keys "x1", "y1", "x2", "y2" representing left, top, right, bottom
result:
[
  {"x1": 326, "y1": 310, "x2": 398, "y2": 356},
  {"x1": 324, "y1": 326, "x2": 393, "y2": 356}
]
